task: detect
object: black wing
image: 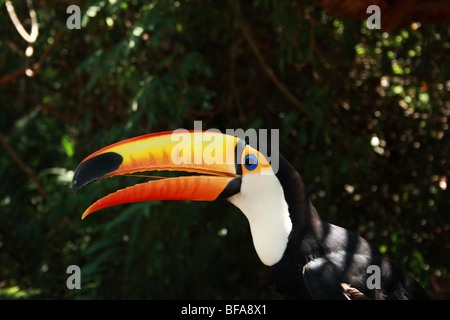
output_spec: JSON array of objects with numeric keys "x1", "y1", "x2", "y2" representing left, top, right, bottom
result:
[
  {"x1": 302, "y1": 251, "x2": 375, "y2": 299},
  {"x1": 302, "y1": 248, "x2": 429, "y2": 300}
]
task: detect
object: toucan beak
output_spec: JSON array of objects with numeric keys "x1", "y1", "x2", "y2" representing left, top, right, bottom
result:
[{"x1": 72, "y1": 131, "x2": 243, "y2": 219}]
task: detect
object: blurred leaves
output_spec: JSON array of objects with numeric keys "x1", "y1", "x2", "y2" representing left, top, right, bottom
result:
[{"x1": 0, "y1": 0, "x2": 449, "y2": 299}]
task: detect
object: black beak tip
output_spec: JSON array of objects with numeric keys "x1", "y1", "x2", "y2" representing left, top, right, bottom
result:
[
  {"x1": 72, "y1": 180, "x2": 79, "y2": 195},
  {"x1": 71, "y1": 152, "x2": 123, "y2": 195}
]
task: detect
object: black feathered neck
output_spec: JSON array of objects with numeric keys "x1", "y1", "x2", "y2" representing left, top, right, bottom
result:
[
  {"x1": 274, "y1": 154, "x2": 323, "y2": 239},
  {"x1": 270, "y1": 154, "x2": 324, "y2": 299}
]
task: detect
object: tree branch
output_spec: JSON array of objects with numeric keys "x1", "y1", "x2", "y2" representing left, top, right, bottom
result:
[
  {"x1": 228, "y1": 0, "x2": 311, "y2": 116},
  {"x1": 0, "y1": 132, "x2": 48, "y2": 201},
  {"x1": 0, "y1": 28, "x2": 64, "y2": 86},
  {"x1": 5, "y1": 0, "x2": 39, "y2": 44}
]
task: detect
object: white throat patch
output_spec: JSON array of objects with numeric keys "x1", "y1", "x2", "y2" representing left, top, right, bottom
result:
[{"x1": 228, "y1": 173, "x2": 292, "y2": 266}]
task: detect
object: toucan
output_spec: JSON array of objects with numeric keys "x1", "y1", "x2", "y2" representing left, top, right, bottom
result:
[{"x1": 72, "y1": 130, "x2": 429, "y2": 300}]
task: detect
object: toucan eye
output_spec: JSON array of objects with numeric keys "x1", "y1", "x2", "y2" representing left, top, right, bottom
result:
[{"x1": 244, "y1": 154, "x2": 258, "y2": 171}]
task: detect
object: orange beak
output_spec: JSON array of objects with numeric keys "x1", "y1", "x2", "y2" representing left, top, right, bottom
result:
[{"x1": 72, "y1": 131, "x2": 244, "y2": 219}]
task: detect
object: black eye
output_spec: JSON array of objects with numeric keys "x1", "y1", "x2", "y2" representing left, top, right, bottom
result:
[{"x1": 244, "y1": 154, "x2": 258, "y2": 171}]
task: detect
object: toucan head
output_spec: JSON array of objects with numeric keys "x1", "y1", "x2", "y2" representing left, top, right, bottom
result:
[{"x1": 72, "y1": 131, "x2": 293, "y2": 266}]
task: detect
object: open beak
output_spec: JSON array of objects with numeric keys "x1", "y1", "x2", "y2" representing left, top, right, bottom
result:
[{"x1": 72, "y1": 131, "x2": 243, "y2": 219}]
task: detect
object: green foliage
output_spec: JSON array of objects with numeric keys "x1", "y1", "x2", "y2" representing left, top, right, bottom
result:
[{"x1": 0, "y1": 0, "x2": 448, "y2": 299}]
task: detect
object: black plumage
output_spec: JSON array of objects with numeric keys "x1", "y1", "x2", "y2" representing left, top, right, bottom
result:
[{"x1": 270, "y1": 155, "x2": 429, "y2": 300}]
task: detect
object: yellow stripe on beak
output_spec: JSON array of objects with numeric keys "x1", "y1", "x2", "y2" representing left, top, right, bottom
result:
[{"x1": 73, "y1": 131, "x2": 243, "y2": 219}]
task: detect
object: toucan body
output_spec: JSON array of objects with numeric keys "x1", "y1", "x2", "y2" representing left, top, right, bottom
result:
[{"x1": 72, "y1": 131, "x2": 428, "y2": 300}]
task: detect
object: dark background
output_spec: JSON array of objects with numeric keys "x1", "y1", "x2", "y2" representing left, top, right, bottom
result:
[{"x1": 0, "y1": 0, "x2": 449, "y2": 299}]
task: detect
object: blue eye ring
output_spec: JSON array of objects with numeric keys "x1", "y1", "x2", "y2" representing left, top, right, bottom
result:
[{"x1": 244, "y1": 154, "x2": 258, "y2": 171}]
